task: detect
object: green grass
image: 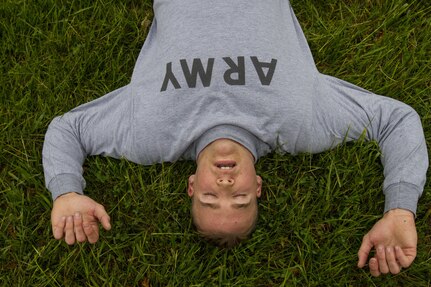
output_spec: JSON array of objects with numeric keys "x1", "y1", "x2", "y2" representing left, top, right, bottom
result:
[{"x1": 1, "y1": 0, "x2": 430, "y2": 286}]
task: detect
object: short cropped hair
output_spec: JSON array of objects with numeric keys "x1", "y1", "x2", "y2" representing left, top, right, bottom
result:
[{"x1": 191, "y1": 198, "x2": 259, "y2": 248}]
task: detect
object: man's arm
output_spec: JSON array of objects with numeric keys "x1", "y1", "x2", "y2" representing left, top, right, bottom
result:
[
  {"x1": 310, "y1": 74, "x2": 428, "y2": 214},
  {"x1": 43, "y1": 85, "x2": 133, "y2": 200},
  {"x1": 43, "y1": 85, "x2": 133, "y2": 243},
  {"x1": 308, "y1": 74, "x2": 428, "y2": 275}
]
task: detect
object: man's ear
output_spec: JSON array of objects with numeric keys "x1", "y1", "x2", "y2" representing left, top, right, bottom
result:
[
  {"x1": 256, "y1": 175, "x2": 262, "y2": 198},
  {"x1": 187, "y1": 175, "x2": 195, "y2": 197}
]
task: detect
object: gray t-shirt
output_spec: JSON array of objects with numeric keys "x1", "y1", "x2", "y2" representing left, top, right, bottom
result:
[{"x1": 43, "y1": 0, "x2": 428, "y2": 214}]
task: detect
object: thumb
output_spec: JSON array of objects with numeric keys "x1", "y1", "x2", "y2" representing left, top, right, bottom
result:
[
  {"x1": 52, "y1": 216, "x2": 66, "y2": 240},
  {"x1": 357, "y1": 234, "x2": 373, "y2": 268},
  {"x1": 93, "y1": 204, "x2": 111, "y2": 231}
]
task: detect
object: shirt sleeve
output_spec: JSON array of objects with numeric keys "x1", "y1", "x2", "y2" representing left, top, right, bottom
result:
[
  {"x1": 309, "y1": 73, "x2": 428, "y2": 215},
  {"x1": 42, "y1": 85, "x2": 133, "y2": 200}
]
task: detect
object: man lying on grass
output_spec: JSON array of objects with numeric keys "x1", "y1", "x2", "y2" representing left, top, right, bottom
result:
[{"x1": 43, "y1": 0, "x2": 428, "y2": 278}]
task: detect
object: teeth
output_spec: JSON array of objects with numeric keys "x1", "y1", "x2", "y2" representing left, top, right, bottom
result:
[{"x1": 216, "y1": 163, "x2": 236, "y2": 169}]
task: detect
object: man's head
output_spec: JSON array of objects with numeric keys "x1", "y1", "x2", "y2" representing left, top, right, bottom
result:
[{"x1": 188, "y1": 139, "x2": 262, "y2": 247}]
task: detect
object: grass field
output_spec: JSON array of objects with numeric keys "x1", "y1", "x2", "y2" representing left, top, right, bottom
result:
[{"x1": 1, "y1": 0, "x2": 430, "y2": 286}]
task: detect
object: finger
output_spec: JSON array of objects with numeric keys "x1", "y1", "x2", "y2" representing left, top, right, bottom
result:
[
  {"x1": 369, "y1": 257, "x2": 381, "y2": 277},
  {"x1": 376, "y1": 246, "x2": 389, "y2": 274},
  {"x1": 52, "y1": 216, "x2": 66, "y2": 240},
  {"x1": 386, "y1": 247, "x2": 401, "y2": 274},
  {"x1": 357, "y1": 234, "x2": 373, "y2": 268},
  {"x1": 64, "y1": 216, "x2": 76, "y2": 245},
  {"x1": 395, "y1": 246, "x2": 414, "y2": 268},
  {"x1": 73, "y1": 212, "x2": 86, "y2": 243},
  {"x1": 94, "y1": 204, "x2": 111, "y2": 231},
  {"x1": 83, "y1": 222, "x2": 99, "y2": 244}
]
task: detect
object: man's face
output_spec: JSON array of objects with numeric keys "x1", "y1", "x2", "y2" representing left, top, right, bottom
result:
[{"x1": 188, "y1": 139, "x2": 262, "y2": 235}]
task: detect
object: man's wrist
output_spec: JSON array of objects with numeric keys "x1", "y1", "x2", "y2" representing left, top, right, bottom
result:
[
  {"x1": 55, "y1": 192, "x2": 80, "y2": 201},
  {"x1": 384, "y1": 208, "x2": 415, "y2": 219}
]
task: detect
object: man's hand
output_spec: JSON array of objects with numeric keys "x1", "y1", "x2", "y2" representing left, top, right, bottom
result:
[
  {"x1": 51, "y1": 192, "x2": 111, "y2": 245},
  {"x1": 357, "y1": 208, "x2": 417, "y2": 276}
]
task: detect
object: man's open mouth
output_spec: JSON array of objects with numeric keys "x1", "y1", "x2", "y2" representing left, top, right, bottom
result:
[{"x1": 215, "y1": 161, "x2": 236, "y2": 170}]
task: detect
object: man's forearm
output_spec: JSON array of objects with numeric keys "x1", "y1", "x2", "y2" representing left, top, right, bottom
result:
[{"x1": 43, "y1": 116, "x2": 87, "y2": 200}]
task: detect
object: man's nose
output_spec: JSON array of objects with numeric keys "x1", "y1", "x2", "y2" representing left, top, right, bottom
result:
[{"x1": 216, "y1": 178, "x2": 234, "y2": 186}]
